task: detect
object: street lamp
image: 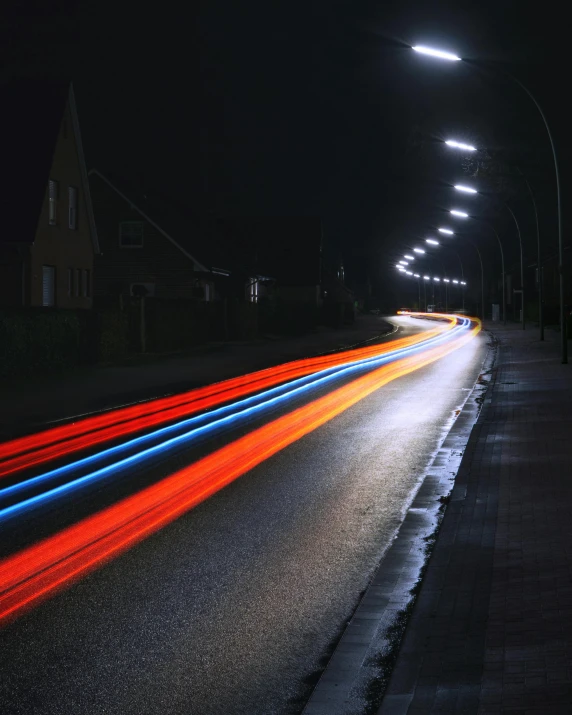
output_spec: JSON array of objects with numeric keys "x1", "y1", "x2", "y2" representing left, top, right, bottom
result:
[
  {"x1": 454, "y1": 184, "x2": 478, "y2": 194},
  {"x1": 463, "y1": 220, "x2": 506, "y2": 325},
  {"x1": 412, "y1": 45, "x2": 461, "y2": 61},
  {"x1": 450, "y1": 210, "x2": 469, "y2": 218},
  {"x1": 438, "y1": 228, "x2": 454, "y2": 235},
  {"x1": 445, "y1": 139, "x2": 477, "y2": 152},
  {"x1": 413, "y1": 42, "x2": 566, "y2": 361},
  {"x1": 426, "y1": 238, "x2": 439, "y2": 246},
  {"x1": 453, "y1": 184, "x2": 524, "y2": 329}
]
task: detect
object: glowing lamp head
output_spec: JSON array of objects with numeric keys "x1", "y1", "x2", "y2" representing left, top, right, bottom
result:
[
  {"x1": 450, "y1": 210, "x2": 469, "y2": 218},
  {"x1": 424, "y1": 276, "x2": 430, "y2": 280},
  {"x1": 433, "y1": 277, "x2": 441, "y2": 282},
  {"x1": 445, "y1": 139, "x2": 476, "y2": 151},
  {"x1": 412, "y1": 45, "x2": 461, "y2": 61},
  {"x1": 399, "y1": 260, "x2": 408, "y2": 265},
  {"x1": 406, "y1": 271, "x2": 413, "y2": 275},
  {"x1": 461, "y1": 281, "x2": 467, "y2": 285},
  {"x1": 426, "y1": 239, "x2": 439, "y2": 246},
  {"x1": 413, "y1": 273, "x2": 420, "y2": 278},
  {"x1": 453, "y1": 279, "x2": 459, "y2": 284},
  {"x1": 454, "y1": 184, "x2": 477, "y2": 194},
  {"x1": 413, "y1": 247, "x2": 425, "y2": 254},
  {"x1": 443, "y1": 278, "x2": 450, "y2": 283},
  {"x1": 438, "y1": 228, "x2": 454, "y2": 235},
  {"x1": 404, "y1": 254, "x2": 414, "y2": 260}
]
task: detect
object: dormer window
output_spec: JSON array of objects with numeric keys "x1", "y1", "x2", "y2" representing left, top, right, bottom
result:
[{"x1": 119, "y1": 221, "x2": 144, "y2": 248}]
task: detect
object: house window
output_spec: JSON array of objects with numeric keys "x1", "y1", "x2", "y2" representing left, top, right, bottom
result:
[
  {"x1": 247, "y1": 278, "x2": 259, "y2": 303},
  {"x1": 68, "y1": 186, "x2": 78, "y2": 229},
  {"x1": 75, "y1": 268, "x2": 81, "y2": 297},
  {"x1": 48, "y1": 180, "x2": 58, "y2": 225},
  {"x1": 119, "y1": 221, "x2": 144, "y2": 248},
  {"x1": 67, "y1": 267, "x2": 73, "y2": 297},
  {"x1": 42, "y1": 266, "x2": 56, "y2": 306},
  {"x1": 82, "y1": 269, "x2": 90, "y2": 297}
]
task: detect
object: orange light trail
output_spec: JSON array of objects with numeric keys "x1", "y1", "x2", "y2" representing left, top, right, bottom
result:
[
  {"x1": 0, "y1": 318, "x2": 479, "y2": 625},
  {"x1": 0, "y1": 318, "x2": 456, "y2": 479}
]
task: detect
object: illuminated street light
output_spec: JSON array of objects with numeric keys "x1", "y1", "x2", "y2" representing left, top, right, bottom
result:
[
  {"x1": 424, "y1": 276, "x2": 430, "y2": 280},
  {"x1": 454, "y1": 184, "x2": 477, "y2": 194},
  {"x1": 433, "y1": 277, "x2": 440, "y2": 282},
  {"x1": 445, "y1": 139, "x2": 476, "y2": 151},
  {"x1": 450, "y1": 210, "x2": 468, "y2": 218},
  {"x1": 412, "y1": 45, "x2": 461, "y2": 61},
  {"x1": 399, "y1": 260, "x2": 408, "y2": 265},
  {"x1": 438, "y1": 228, "x2": 454, "y2": 235},
  {"x1": 453, "y1": 279, "x2": 459, "y2": 284},
  {"x1": 413, "y1": 247, "x2": 425, "y2": 254},
  {"x1": 412, "y1": 42, "x2": 567, "y2": 361},
  {"x1": 404, "y1": 254, "x2": 415, "y2": 260},
  {"x1": 461, "y1": 281, "x2": 466, "y2": 285},
  {"x1": 443, "y1": 278, "x2": 450, "y2": 283},
  {"x1": 413, "y1": 273, "x2": 420, "y2": 278},
  {"x1": 406, "y1": 271, "x2": 413, "y2": 275},
  {"x1": 426, "y1": 238, "x2": 439, "y2": 246}
]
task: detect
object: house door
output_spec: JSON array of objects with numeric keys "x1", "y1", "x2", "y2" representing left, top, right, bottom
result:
[{"x1": 42, "y1": 265, "x2": 56, "y2": 306}]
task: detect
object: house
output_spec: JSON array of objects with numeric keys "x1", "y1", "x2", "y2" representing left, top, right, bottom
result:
[
  {"x1": 88, "y1": 170, "x2": 227, "y2": 304},
  {"x1": 0, "y1": 80, "x2": 99, "y2": 308}
]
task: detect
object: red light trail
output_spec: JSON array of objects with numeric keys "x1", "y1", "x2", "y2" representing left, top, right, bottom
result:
[
  {"x1": 0, "y1": 318, "x2": 479, "y2": 625},
  {"x1": 0, "y1": 318, "x2": 454, "y2": 479}
]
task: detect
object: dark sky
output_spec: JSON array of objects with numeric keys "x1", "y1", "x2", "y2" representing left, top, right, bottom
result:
[{"x1": 4, "y1": 0, "x2": 568, "y2": 294}]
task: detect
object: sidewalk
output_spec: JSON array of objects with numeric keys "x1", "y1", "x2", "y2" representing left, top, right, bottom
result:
[
  {"x1": 379, "y1": 322, "x2": 572, "y2": 714},
  {"x1": 0, "y1": 315, "x2": 393, "y2": 439}
]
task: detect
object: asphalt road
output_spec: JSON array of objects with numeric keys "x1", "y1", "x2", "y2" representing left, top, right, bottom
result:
[{"x1": 0, "y1": 316, "x2": 488, "y2": 715}]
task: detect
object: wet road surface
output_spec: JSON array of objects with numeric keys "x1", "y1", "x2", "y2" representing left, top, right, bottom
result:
[{"x1": 0, "y1": 316, "x2": 487, "y2": 715}]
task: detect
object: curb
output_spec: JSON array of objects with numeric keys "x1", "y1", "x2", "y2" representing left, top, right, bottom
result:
[{"x1": 302, "y1": 329, "x2": 497, "y2": 715}]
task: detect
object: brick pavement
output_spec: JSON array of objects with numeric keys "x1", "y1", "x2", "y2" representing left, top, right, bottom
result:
[{"x1": 379, "y1": 323, "x2": 572, "y2": 714}]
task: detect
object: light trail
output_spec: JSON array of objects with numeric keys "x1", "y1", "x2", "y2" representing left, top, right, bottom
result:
[
  {"x1": 0, "y1": 317, "x2": 480, "y2": 625},
  {"x1": 0, "y1": 316, "x2": 468, "y2": 521},
  {"x1": 0, "y1": 318, "x2": 455, "y2": 479}
]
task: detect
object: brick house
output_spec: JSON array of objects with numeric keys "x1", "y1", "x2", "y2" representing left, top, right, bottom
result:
[{"x1": 0, "y1": 80, "x2": 99, "y2": 308}]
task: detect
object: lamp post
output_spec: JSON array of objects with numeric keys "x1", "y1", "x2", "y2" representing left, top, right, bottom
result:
[
  {"x1": 413, "y1": 273, "x2": 422, "y2": 310},
  {"x1": 450, "y1": 186, "x2": 524, "y2": 329},
  {"x1": 446, "y1": 140, "x2": 542, "y2": 335},
  {"x1": 413, "y1": 43, "x2": 566, "y2": 361},
  {"x1": 504, "y1": 202, "x2": 525, "y2": 330},
  {"x1": 463, "y1": 220, "x2": 506, "y2": 325},
  {"x1": 423, "y1": 275, "x2": 429, "y2": 310},
  {"x1": 521, "y1": 174, "x2": 544, "y2": 339},
  {"x1": 422, "y1": 233, "x2": 466, "y2": 310},
  {"x1": 461, "y1": 236, "x2": 485, "y2": 321}
]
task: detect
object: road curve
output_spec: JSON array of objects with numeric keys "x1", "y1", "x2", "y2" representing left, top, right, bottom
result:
[{"x1": 0, "y1": 314, "x2": 487, "y2": 715}]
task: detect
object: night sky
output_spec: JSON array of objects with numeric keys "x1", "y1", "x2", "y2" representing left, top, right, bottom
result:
[{"x1": 4, "y1": 0, "x2": 569, "y2": 301}]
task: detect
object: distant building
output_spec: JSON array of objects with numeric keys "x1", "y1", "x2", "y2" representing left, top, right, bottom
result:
[
  {"x1": 0, "y1": 81, "x2": 99, "y2": 308},
  {"x1": 211, "y1": 216, "x2": 323, "y2": 306}
]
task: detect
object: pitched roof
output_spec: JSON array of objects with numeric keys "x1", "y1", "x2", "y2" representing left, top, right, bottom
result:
[
  {"x1": 88, "y1": 170, "x2": 238, "y2": 275},
  {"x1": 0, "y1": 78, "x2": 67, "y2": 244},
  {"x1": 0, "y1": 79, "x2": 99, "y2": 252}
]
